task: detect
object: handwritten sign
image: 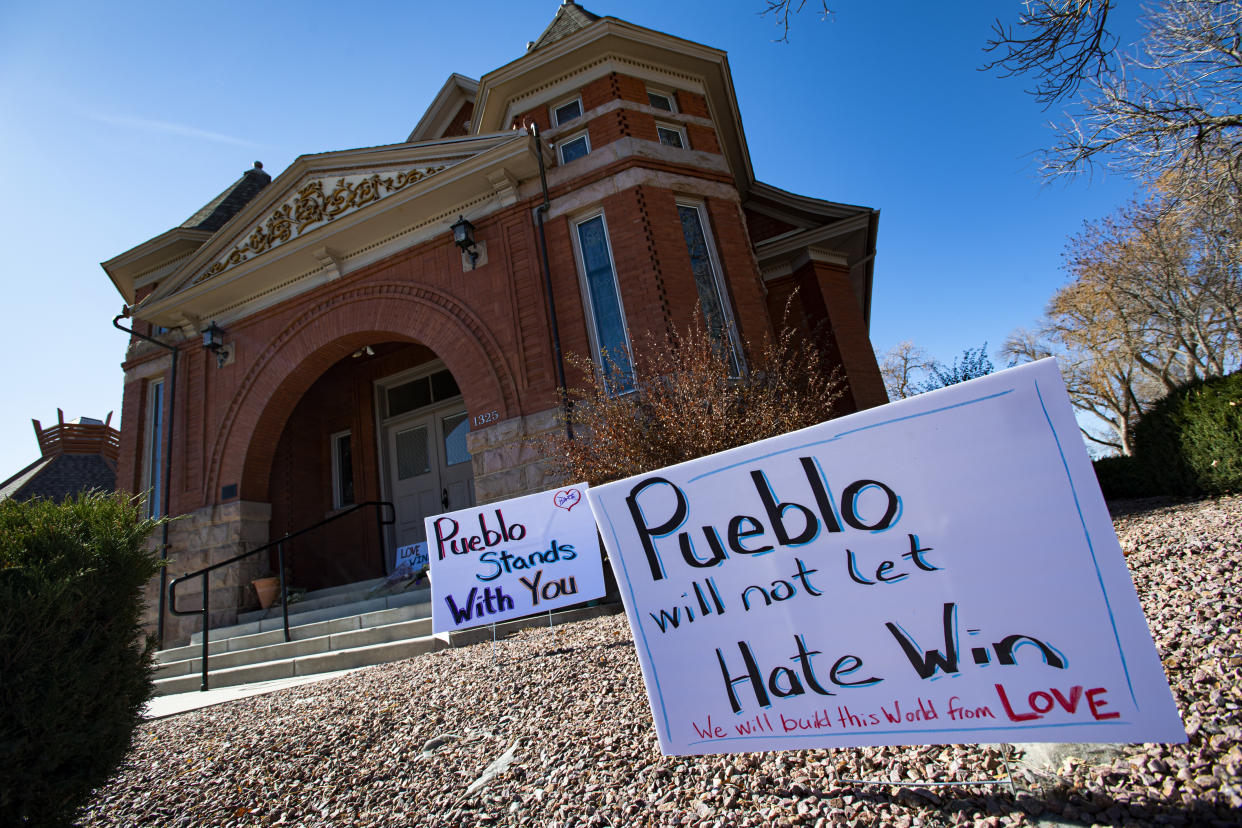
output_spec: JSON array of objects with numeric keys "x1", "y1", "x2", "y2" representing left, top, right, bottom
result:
[
  {"x1": 586, "y1": 360, "x2": 1184, "y2": 755},
  {"x1": 395, "y1": 541, "x2": 428, "y2": 572},
  {"x1": 428, "y1": 483, "x2": 605, "y2": 633}
]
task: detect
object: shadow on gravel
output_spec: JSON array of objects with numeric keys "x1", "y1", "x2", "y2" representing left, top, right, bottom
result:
[{"x1": 822, "y1": 783, "x2": 1242, "y2": 826}]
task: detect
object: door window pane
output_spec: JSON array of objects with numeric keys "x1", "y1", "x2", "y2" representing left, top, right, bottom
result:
[
  {"x1": 395, "y1": 425, "x2": 430, "y2": 480},
  {"x1": 388, "y1": 377, "x2": 431, "y2": 417},
  {"x1": 430, "y1": 369, "x2": 460, "y2": 402},
  {"x1": 576, "y1": 215, "x2": 633, "y2": 391},
  {"x1": 442, "y1": 412, "x2": 471, "y2": 466}
]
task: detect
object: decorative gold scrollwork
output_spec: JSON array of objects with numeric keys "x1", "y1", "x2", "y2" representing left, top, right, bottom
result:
[{"x1": 193, "y1": 165, "x2": 445, "y2": 284}]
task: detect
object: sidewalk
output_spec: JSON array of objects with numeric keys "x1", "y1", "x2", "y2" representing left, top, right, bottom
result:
[{"x1": 144, "y1": 668, "x2": 365, "y2": 719}]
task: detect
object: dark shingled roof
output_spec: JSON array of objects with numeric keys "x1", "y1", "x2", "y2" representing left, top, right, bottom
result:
[
  {"x1": 181, "y1": 162, "x2": 273, "y2": 233},
  {"x1": 0, "y1": 455, "x2": 117, "y2": 502},
  {"x1": 528, "y1": 1, "x2": 600, "y2": 51}
]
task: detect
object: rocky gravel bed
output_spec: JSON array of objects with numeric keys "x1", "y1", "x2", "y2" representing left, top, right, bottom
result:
[{"x1": 81, "y1": 496, "x2": 1241, "y2": 827}]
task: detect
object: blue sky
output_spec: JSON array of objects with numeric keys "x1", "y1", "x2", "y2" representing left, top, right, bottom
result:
[{"x1": 0, "y1": 1, "x2": 1141, "y2": 478}]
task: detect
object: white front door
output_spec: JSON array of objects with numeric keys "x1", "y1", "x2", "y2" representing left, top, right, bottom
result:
[{"x1": 383, "y1": 405, "x2": 475, "y2": 571}]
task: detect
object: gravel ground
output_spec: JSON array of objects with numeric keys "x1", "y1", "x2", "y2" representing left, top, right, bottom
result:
[{"x1": 81, "y1": 495, "x2": 1241, "y2": 827}]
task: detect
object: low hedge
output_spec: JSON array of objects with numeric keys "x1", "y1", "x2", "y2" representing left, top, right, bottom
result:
[
  {"x1": 1131, "y1": 371, "x2": 1242, "y2": 496},
  {"x1": 1092, "y1": 453, "x2": 1151, "y2": 500},
  {"x1": 0, "y1": 492, "x2": 163, "y2": 828}
]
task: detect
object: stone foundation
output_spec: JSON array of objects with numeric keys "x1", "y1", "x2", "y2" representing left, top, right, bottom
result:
[
  {"x1": 143, "y1": 500, "x2": 272, "y2": 647},
  {"x1": 466, "y1": 408, "x2": 568, "y2": 504}
]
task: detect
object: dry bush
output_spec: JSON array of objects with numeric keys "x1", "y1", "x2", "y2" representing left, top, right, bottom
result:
[{"x1": 543, "y1": 314, "x2": 843, "y2": 486}]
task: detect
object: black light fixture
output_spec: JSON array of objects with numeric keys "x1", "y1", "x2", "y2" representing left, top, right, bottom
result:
[
  {"x1": 451, "y1": 215, "x2": 479, "y2": 268},
  {"x1": 202, "y1": 321, "x2": 228, "y2": 368}
]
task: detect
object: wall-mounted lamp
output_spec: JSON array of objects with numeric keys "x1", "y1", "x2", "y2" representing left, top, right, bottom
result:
[
  {"x1": 202, "y1": 321, "x2": 229, "y2": 368},
  {"x1": 451, "y1": 215, "x2": 479, "y2": 269}
]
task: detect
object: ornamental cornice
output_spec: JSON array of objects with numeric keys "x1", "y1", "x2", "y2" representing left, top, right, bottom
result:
[{"x1": 195, "y1": 165, "x2": 446, "y2": 285}]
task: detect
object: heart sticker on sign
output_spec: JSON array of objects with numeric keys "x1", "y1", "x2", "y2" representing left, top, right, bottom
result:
[{"x1": 553, "y1": 488, "x2": 582, "y2": 511}]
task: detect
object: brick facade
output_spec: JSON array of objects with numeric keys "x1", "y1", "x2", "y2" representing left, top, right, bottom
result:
[{"x1": 107, "y1": 13, "x2": 886, "y2": 645}]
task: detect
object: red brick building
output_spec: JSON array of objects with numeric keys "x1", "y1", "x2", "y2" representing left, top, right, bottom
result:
[{"x1": 103, "y1": 3, "x2": 886, "y2": 643}]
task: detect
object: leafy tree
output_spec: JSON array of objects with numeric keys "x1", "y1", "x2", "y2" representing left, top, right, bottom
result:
[
  {"x1": 877, "y1": 342, "x2": 995, "y2": 400},
  {"x1": 918, "y1": 344, "x2": 996, "y2": 392}
]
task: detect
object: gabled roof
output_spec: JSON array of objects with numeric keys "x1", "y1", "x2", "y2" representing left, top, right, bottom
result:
[
  {"x1": 528, "y1": 1, "x2": 600, "y2": 52},
  {"x1": 181, "y1": 162, "x2": 273, "y2": 232},
  {"x1": 407, "y1": 74, "x2": 479, "y2": 143}
]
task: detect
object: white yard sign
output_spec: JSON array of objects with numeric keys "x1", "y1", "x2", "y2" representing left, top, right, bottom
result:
[
  {"x1": 428, "y1": 484, "x2": 605, "y2": 633},
  {"x1": 394, "y1": 541, "x2": 428, "y2": 572},
  {"x1": 586, "y1": 360, "x2": 1185, "y2": 756}
]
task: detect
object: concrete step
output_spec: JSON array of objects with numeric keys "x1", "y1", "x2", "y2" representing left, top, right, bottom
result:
[
  {"x1": 154, "y1": 595, "x2": 622, "y2": 699},
  {"x1": 157, "y1": 600, "x2": 431, "y2": 665},
  {"x1": 235, "y1": 577, "x2": 392, "y2": 626},
  {"x1": 188, "y1": 585, "x2": 430, "y2": 645},
  {"x1": 155, "y1": 614, "x2": 435, "y2": 679},
  {"x1": 153, "y1": 634, "x2": 448, "y2": 696}
]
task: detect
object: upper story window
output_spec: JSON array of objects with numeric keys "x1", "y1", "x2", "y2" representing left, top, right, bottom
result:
[
  {"x1": 553, "y1": 97, "x2": 583, "y2": 126},
  {"x1": 572, "y1": 212, "x2": 633, "y2": 392},
  {"x1": 677, "y1": 202, "x2": 742, "y2": 375},
  {"x1": 657, "y1": 123, "x2": 686, "y2": 149},
  {"x1": 559, "y1": 133, "x2": 591, "y2": 164},
  {"x1": 647, "y1": 90, "x2": 675, "y2": 112}
]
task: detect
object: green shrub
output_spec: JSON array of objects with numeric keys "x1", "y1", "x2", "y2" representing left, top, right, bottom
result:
[
  {"x1": 0, "y1": 492, "x2": 163, "y2": 828},
  {"x1": 1091, "y1": 453, "x2": 1156, "y2": 499},
  {"x1": 1131, "y1": 371, "x2": 1242, "y2": 496}
]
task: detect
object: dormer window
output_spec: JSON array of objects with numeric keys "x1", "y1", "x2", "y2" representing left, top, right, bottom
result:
[
  {"x1": 553, "y1": 97, "x2": 583, "y2": 126},
  {"x1": 559, "y1": 133, "x2": 591, "y2": 164},
  {"x1": 656, "y1": 123, "x2": 686, "y2": 149},
  {"x1": 647, "y1": 90, "x2": 675, "y2": 112}
]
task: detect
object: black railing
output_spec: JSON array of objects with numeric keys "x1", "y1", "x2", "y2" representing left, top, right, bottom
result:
[{"x1": 169, "y1": 500, "x2": 395, "y2": 691}]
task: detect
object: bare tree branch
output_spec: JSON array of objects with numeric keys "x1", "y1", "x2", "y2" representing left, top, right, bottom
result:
[
  {"x1": 758, "y1": 0, "x2": 832, "y2": 43},
  {"x1": 1041, "y1": 0, "x2": 1242, "y2": 195},
  {"x1": 983, "y1": 0, "x2": 1116, "y2": 106}
]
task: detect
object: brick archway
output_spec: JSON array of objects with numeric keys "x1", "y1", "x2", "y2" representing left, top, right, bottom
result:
[{"x1": 207, "y1": 281, "x2": 519, "y2": 503}]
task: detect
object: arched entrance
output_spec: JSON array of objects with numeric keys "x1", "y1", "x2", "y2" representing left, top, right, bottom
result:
[{"x1": 265, "y1": 341, "x2": 477, "y2": 590}]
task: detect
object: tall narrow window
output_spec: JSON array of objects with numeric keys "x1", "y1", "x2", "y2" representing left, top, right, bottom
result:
[
  {"x1": 331, "y1": 431, "x2": 355, "y2": 508},
  {"x1": 146, "y1": 379, "x2": 164, "y2": 518},
  {"x1": 678, "y1": 203, "x2": 741, "y2": 375},
  {"x1": 574, "y1": 214, "x2": 633, "y2": 391}
]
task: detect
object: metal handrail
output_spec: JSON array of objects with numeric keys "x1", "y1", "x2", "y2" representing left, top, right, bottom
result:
[{"x1": 169, "y1": 500, "x2": 395, "y2": 691}]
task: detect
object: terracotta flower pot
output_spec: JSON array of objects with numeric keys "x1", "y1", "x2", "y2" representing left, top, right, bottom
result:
[{"x1": 253, "y1": 576, "x2": 281, "y2": 609}]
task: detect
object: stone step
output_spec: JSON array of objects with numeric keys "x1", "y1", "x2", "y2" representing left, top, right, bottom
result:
[
  {"x1": 153, "y1": 634, "x2": 448, "y2": 696},
  {"x1": 187, "y1": 586, "x2": 431, "y2": 645},
  {"x1": 235, "y1": 577, "x2": 394, "y2": 625},
  {"x1": 153, "y1": 603, "x2": 623, "y2": 698},
  {"x1": 156, "y1": 601, "x2": 432, "y2": 665},
  {"x1": 155, "y1": 615, "x2": 435, "y2": 679}
]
